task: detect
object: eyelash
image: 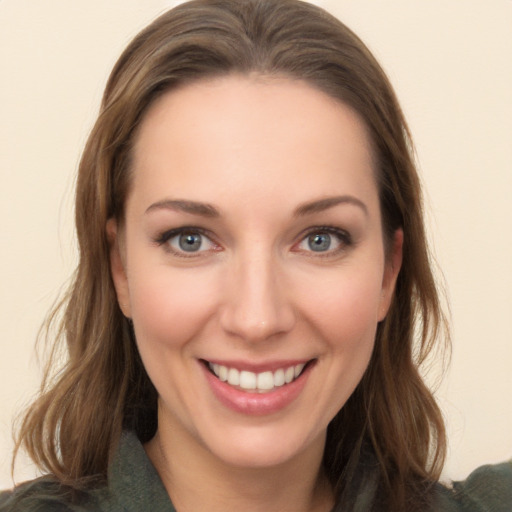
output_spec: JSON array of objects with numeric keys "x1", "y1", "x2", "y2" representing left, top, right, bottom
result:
[
  {"x1": 154, "y1": 227, "x2": 219, "y2": 258},
  {"x1": 154, "y1": 225, "x2": 353, "y2": 258},
  {"x1": 294, "y1": 226, "x2": 353, "y2": 257}
]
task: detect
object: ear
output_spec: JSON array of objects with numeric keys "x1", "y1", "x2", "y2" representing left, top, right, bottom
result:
[
  {"x1": 378, "y1": 228, "x2": 403, "y2": 321},
  {"x1": 106, "y1": 218, "x2": 131, "y2": 318}
]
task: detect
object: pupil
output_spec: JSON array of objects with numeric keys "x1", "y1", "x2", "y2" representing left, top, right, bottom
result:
[
  {"x1": 179, "y1": 233, "x2": 202, "y2": 252},
  {"x1": 308, "y1": 233, "x2": 331, "y2": 252}
]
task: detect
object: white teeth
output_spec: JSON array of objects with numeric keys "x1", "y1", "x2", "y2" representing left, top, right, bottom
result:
[
  {"x1": 273, "y1": 368, "x2": 285, "y2": 387},
  {"x1": 218, "y1": 365, "x2": 228, "y2": 382},
  {"x1": 239, "y1": 370, "x2": 256, "y2": 390},
  {"x1": 257, "y1": 371, "x2": 274, "y2": 390},
  {"x1": 227, "y1": 368, "x2": 240, "y2": 386},
  {"x1": 294, "y1": 364, "x2": 305, "y2": 378},
  {"x1": 209, "y1": 362, "x2": 307, "y2": 392}
]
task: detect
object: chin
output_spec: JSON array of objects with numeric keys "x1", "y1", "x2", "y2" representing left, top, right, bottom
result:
[{"x1": 196, "y1": 420, "x2": 327, "y2": 470}]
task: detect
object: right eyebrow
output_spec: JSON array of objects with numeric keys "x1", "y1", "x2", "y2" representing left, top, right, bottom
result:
[{"x1": 145, "y1": 199, "x2": 220, "y2": 218}]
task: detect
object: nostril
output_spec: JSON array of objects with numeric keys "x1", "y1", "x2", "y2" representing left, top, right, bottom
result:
[
  {"x1": 220, "y1": 305, "x2": 297, "y2": 343},
  {"x1": 218, "y1": 265, "x2": 296, "y2": 342}
]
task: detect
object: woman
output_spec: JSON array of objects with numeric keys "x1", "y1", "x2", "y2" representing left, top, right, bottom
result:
[{"x1": 1, "y1": 0, "x2": 511, "y2": 511}]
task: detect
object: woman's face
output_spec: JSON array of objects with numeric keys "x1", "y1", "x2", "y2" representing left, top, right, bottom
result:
[{"x1": 110, "y1": 76, "x2": 402, "y2": 469}]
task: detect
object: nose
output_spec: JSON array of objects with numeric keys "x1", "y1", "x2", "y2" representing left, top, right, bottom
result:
[{"x1": 219, "y1": 252, "x2": 296, "y2": 343}]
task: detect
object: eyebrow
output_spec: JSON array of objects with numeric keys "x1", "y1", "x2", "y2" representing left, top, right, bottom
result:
[
  {"x1": 145, "y1": 195, "x2": 368, "y2": 218},
  {"x1": 293, "y1": 195, "x2": 368, "y2": 217},
  {"x1": 145, "y1": 199, "x2": 220, "y2": 217}
]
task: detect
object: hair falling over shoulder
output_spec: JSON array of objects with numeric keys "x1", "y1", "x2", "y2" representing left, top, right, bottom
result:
[{"x1": 13, "y1": 1, "x2": 449, "y2": 509}]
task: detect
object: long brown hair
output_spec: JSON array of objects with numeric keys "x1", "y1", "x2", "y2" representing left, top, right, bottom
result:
[{"x1": 15, "y1": 0, "x2": 449, "y2": 509}]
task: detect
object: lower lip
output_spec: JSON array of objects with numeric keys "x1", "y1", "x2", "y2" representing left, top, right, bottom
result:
[{"x1": 202, "y1": 363, "x2": 313, "y2": 416}]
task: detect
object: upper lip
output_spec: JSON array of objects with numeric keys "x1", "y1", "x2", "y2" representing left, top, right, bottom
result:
[{"x1": 200, "y1": 358, "x2": 315, "y2": 373}]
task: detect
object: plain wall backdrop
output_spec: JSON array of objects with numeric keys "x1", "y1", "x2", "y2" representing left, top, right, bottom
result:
[{"x1": 1, "y1": 0, "x2": 511, "y2": 487}]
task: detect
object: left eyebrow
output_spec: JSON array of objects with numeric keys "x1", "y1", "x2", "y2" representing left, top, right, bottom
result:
[{"x1": 293, "y1": 195, "x2": 369, "y2": 217}]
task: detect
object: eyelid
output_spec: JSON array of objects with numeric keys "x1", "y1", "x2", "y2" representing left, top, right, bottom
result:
[
  {"x1": 154, "y1": 225, "x2": 352, "y2": 257},
  {"x1": 155, "y1": 226, "x2": 221, "y2": 257},
  {"x1": 293, "y1": 226, "x2": 353, "y2": 255}
]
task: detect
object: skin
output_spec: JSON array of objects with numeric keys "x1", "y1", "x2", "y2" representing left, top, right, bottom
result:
[{"x1": 108, "y1": 75, "x2": 402, "y2": 512}]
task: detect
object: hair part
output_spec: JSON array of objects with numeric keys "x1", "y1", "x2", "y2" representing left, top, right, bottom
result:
[{"x1": 14, "y1": 1, "x2": 449, "y2": 509}]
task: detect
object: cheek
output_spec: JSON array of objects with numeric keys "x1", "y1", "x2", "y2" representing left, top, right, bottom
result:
[
  {"x1": 289, "y1": 267, "x2": 383, "y2": 425},
  {"x1": 128, "y1": 264, "x2": 218, "y2": 348},
  {"x1": 298, "y1": 266, "x2": 384, "y2": 350}
]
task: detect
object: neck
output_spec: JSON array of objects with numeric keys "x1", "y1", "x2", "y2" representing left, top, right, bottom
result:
[{"x1": 145, "y1": 415, "x2": 333, "y2": 512}]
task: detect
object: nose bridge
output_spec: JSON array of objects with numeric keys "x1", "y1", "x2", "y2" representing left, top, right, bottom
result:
[{"x1": 220, "y1": 245, "x2": 295, "y2": 342}]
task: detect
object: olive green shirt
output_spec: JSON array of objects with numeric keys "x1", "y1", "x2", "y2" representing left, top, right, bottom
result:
[{"x1": 1, "y1": 431, "x2": 511, "y2": 511}]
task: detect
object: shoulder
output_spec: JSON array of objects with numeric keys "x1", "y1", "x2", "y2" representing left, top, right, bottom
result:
[
  {"x1": 434, "y1": 461, "x2": 512, "y2": 512},
  {"x1": 0, "y1": 431, "x2": 172, "y2": 512},
  {"x1": 0, "y1": 478, "x2": 105, "y2": 512}
]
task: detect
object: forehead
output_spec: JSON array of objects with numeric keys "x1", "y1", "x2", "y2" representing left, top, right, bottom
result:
[{"x1": 130, "y1": 75, "x2": 377, "y2": 213}]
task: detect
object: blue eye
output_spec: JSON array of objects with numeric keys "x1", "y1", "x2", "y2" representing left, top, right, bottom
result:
[
  {"x1": 157, "y1": 228, "x2": 217, "y2": 256},
  {"x1": 175, "y1": 232, "x2": 204, "y2": 252},
  {"x1": 307, "y1": 232, "x2": 333, "y2": 252},
  {"x1": 296, "y1": 228, "x2": 350, "y2": 254}
]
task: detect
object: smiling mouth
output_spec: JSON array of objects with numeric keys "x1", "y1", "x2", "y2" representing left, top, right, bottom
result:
[{"x1": 203, "y1": 360, "x2": 314, "y2": 393}]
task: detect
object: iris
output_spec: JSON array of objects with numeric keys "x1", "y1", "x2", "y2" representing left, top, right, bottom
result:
[
  {"x1": 179, "y1": 232, "x2": 203, "y2": 251},
  {"x1": 308, "y1": 233, "x2": 332, "y2": 252}
]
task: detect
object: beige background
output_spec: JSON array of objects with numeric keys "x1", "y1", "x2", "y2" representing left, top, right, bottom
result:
[{"x1": 1, "y1": 0, "x2": 511, "y2": 487}]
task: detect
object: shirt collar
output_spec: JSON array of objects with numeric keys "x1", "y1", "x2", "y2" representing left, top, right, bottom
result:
[{"x1": 106, "y1": 431, "x2": 176, "y2": 512}]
